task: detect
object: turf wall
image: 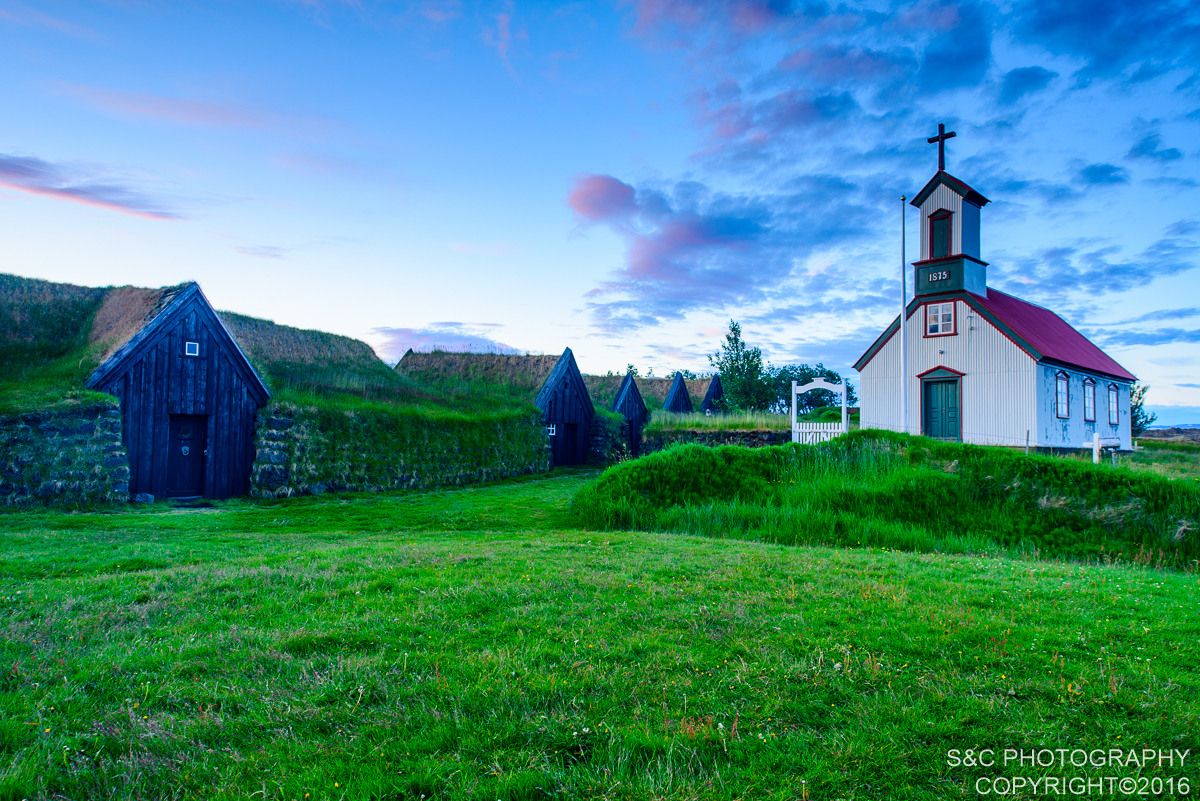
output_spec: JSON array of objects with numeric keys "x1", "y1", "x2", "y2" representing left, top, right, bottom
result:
[
  {"x1": 0, "y1": 401, "x2": 129, "y2": 505},
  {"x1": 251, "y1": 401, "x2": 552, "y2": 497}
]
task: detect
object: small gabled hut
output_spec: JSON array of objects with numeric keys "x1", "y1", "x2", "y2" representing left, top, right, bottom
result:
[
  {"x1": 610, "y1": 373, "x2": 647, "y2": 456},
  {"x1": 535, "y1": 348, "x2": 595, "y2": 466},
  {"x1": 662, "y1": 372, "x2": 695, "y2": 413},
  {"x1": 701, "y1": 375, "x2": 724, "y2": 413},
  {"x1": 87, "y1": 283, "x2": 269, "y2": 499}
]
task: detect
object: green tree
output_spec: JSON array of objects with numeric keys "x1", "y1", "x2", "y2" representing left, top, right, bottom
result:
[
  {"x1": 707, "y1": 320, "x2": 775, "y2": 411},
  {"x1": 771, "y1": 364, "x2": 858, "y2": 414},
  {"x1": 1130, "y1": 381, "x2": 1156, "y2": 436},
  {"x1": 625, "y1": 364, "x2": 640, "y2": 377}
]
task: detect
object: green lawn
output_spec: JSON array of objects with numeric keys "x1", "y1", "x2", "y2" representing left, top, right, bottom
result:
[{"x1": 1, "y1": 471, "x2": 1198, "y2": 800}]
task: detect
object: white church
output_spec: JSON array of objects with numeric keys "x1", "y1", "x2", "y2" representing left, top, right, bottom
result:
[{"x1": 855, "y1": 126, "x2": 1135, "y2": 449}]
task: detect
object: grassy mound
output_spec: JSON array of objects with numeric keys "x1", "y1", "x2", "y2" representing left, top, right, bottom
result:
[{"x1": 573, "y1": 430, "x2": 1200, "y2": 565}]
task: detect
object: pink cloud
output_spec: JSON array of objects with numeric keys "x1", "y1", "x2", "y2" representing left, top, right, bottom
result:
[
  {"x1": 0, "y1": 4, "x2": 100, "y2": 40},
  {"x1": 0, "y1": 152, "x2": 180, "y2": 220},
  {"x1": 61, "y1": 85, "x2": 340, "y2": 136},
  {"x1": 568, "y1": 174, "x2": 638, "y2": 222},
  {"x1": 778, "y1": 46, "x2": 907, "y2": 83},
  {"x1": 481, "y1": 2, "x2": 527, "y2": 78},
  {"x1": 418, "y1": 0, "x2": 462, "y2": 24},
  {"x1": 370, "y1": 323, "x2": 520, "y2": 364}
]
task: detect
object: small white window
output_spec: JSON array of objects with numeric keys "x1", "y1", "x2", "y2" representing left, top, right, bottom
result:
[
  {"x1": 185, "y1": 341, "x2": 199, "y2": 357},
  {"x1": 547, "y1": 423, "x2": 556, "y2": 436},
  {"x1": 926, "y1": 302, "x2": 955, "y2": 335},
  {"x1": 1108, "y1": 385, "x2": 1119, "y2": 425},
  {"x1": 1084, "y1": 379, "x2": 1096, "y2": 422},
  {"x1": 1056, "y1": 371, "x2": 1070, "y2": 419}
]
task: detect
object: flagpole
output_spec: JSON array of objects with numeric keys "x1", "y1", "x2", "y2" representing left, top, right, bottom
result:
[{"x1": 900, "y1": 195, "x2": 908, "y2": 435}]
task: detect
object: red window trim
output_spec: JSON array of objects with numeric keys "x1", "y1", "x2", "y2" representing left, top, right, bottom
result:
[
  {"x1": 1107, "y1": 383, "x2": 1119, "y2": 426},
  {"x1": 1055, "y1": 371, "x2": 1070, "y2": 419},
  {"x1": 923, "y1": 300, "x2": 957, "y2": 338},
  {"x1": 929, "y1": 208, "x2": 952, "y2": 259},
  {"x1": 1083, "y1": 378, "x2": 1096, "y2": 422}
]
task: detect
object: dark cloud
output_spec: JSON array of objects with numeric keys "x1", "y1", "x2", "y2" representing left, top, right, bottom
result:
[
  {"x1": 1010, "y1": 0, "x2": 1200, "y2": 82},
  {"x1": 1126, "y1": 132, "x2": 1183, "y2": 161},
  {"x1": 1110, "y1": 307, "x2": 1200, "y2": 324},
  {"x1": 1097, "y1": 327, "x2": 1200, "y2": 347},
  {"x1": 915, "y1": 3, "x2": 992, "y2": 92},
  {"x1": 569, "y1": 173, "x2": 878, "y2": 332},
  {"x1": 1075, "y1": 163, "x2": 1129, "y2": 185},
  {"x1": 0, "y1": 152, "x2": 180, "y2": 219},
  {"x1": 999, "y1": 66, "x2": 1058, "y2": 104},
  {"x1": 992, "y1": 233, "x2": 1199, "y2": 309},
  {"x1": 1166, "y1": 219, "x2": 1200, "y2": 236},
  {"x1": 370, "y1": 323, "x2": 519, "y2": 365}
]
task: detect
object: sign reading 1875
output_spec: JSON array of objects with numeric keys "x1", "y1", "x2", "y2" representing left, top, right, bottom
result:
[{"x1": 928, "y1": 270, "x2": 950, "y2": 282}]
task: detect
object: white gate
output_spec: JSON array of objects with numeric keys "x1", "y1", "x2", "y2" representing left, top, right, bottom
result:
[{"x1": 791, "y1": 379, "x2": 849, "y2": 445}]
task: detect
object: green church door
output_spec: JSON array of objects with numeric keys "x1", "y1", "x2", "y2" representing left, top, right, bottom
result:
[{"x1": 923, "y1": 380, "x2": 960, "y2": 441}]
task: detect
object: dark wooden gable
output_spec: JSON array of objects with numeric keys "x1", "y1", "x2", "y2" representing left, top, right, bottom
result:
[
  {"x1": 535, "y1": 348, "x2": 594, "y2": 466},
  {"x1": 87, "y1": 283, "x2": 270, "y2": 499},
  {"x1": 662, "y1": 372, "x2": 694, "y2": 413},
  {"x1": 700, "y1": 374, "x2": 724, "y2": 413},
  {"x1": 611, "y1": 372, "x2": 647, "y2": 457},
  {"x1": 610, "y1": 373, "x2": 647, "y2": 426}
]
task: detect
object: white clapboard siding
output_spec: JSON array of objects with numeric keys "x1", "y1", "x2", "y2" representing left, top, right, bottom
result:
[
  {"x1": 919, "y1": 183, "x2": 963, "y2": 261},
  {"x1": 858, "y1": 298, "x2": 1038, "y2": 447}
]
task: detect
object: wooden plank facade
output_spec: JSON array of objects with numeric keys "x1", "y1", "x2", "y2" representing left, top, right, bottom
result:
[
  {"x1": 662, "y1": 372, "x2": 694, "y2": 413},
  {"x1": 87, "y1": 284, "x2": 269, "y2": 499},
  {"x1": 700, "y1": 374, "x2": 724, "y2": 412},
  {"x1": 610, "y1": 373, "x2": 647, "y2": 457},
  {"x1": 535, "y1": 348, "x2": 595, "y2": 466}
]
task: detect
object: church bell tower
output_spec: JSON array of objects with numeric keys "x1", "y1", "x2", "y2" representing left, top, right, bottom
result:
[{"x1": 911, "y1": 124, "x2": 991, "y2": 298}]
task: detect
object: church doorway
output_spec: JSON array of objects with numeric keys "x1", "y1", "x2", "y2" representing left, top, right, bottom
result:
[{"x1": 922, "y1": 380, "x2": 960, "y2": 441}]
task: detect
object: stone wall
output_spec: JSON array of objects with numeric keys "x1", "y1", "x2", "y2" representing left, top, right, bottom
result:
[
  {"x1": 251, "y1": 401, "x2": 552, "y2": 498},
  {"x1": 0, "y1": 402, "x2": 129, "y2": 506},
  {"x1": 642, "y1": 428, "x2": 791, "y2": 454},
  {"x1": 589, "y1": 414, "x2": 628, "y2": 466}
]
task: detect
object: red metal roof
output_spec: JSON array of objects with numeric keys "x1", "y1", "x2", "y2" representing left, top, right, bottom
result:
[{"x1": 969, "y1": 289, "x2": 1135, "y2": 381}]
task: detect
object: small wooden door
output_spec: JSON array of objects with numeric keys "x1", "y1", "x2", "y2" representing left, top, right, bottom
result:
[
  {"x1": 923, "y1": 380, "x2": 960, "y2": 441},
  {"x1": 167, "y1": 415, "x2": 207, "y2": 497}
]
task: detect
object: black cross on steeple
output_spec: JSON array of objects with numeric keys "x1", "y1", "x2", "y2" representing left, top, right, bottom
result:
[{"x1": 927, "y1": 123, "x2": 956, "y2": 171}]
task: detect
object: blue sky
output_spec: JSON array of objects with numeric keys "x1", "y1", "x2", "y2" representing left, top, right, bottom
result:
[{"x1": 2, "y1": 0, "x2": 1198, "y2": 422}]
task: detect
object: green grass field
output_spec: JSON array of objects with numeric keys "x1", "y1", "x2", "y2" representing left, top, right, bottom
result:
[{"x1": 2, "y1": 461, "x2": 1198, "y2": 800}]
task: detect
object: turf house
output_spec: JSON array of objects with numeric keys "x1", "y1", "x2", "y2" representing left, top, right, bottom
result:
[
  {"x1": 662, "y1": 371, "x2": 695, "y2": 413},
  {"x1": 700, "y1": 374, "x2": 724, "y2": 413},
  {"x1": 609, "y1": 372, "x2": 648, "y2": 457},
  {"x1": 395, "y1": 348, "x2": 600, "y2": 467},
  {"x1": 87, "y1": 283, "x2": 270, "y2": 499},
  {"x1": 854, "y1": 127, "x2": 1136, "y2": 448}
]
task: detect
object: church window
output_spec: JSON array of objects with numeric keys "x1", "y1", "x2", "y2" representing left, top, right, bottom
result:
[
  {"x1": 547, "y1": 423, "x2": 557, "y2": 436},
  {"x1": 929, "y1": 210, "x2": 952, "y2": 259},
  {"x1": 925, "y1": 302, "x2": 955, "y2": 336},
  {"x1": 1083, "y1": 379, "x2": 1096, "y2": 422},
  {"x1": 185, "y1": 341, "x2": 199, "y2": 357},
  {"x1": 1108, "y1": 385, "x2": 1119, "y2": 425},
  {"x1": 1056, "y1": 372, "x2": 1070, "y2": 418}
]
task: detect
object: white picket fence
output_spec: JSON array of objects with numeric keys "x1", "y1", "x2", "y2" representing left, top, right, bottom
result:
[{"x1": 792, "y1": 421, "x2": 844, "y2": 445}]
